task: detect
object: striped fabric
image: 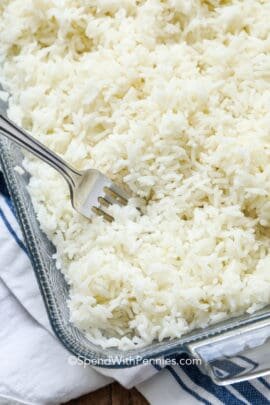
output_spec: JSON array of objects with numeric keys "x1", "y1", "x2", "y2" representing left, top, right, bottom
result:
[{"x1": 0, "y1": 172, "x2": 269, "y2": 405}]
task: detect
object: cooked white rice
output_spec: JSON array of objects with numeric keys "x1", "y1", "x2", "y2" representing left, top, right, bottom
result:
[{"x1": 1, "y1": 0, "x2": 270, "y2": 349}]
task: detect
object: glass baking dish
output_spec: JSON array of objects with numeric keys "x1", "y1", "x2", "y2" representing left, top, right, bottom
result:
[{"x1": 1, "y1": 103, "x2": 270, "y2": 385}]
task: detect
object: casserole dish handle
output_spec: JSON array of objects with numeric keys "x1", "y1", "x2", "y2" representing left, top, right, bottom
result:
[{"x1": 185, "y1": 318, "x2": 270, "y2": 385}]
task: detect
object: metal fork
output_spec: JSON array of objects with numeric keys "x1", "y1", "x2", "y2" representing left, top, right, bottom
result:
[{"x1": 0, "y1": 114, "x2": 130, "y2": 221}]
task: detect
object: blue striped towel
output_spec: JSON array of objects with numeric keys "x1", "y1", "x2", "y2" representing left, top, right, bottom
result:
[{"x1": 0, "y1": 172, "x2": 269, "y2": 405}]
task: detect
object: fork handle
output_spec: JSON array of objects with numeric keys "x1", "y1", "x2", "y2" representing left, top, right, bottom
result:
[{"x1": 0, "y1": 114, "x2": 82, "y2": 187}]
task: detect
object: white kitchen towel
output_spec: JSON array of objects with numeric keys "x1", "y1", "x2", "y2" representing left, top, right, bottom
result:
[{"x1": 1, "y1": 185, "x2": 270, "y2": 405}]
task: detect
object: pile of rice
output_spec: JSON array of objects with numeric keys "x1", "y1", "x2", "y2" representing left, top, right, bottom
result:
[{"x1": 1, "y1": 0, "x2": 270, "y2": 349}]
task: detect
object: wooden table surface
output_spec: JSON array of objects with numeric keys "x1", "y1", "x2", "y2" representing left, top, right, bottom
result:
[{"x1": 66, "y1": 382, "x2": 149, "y2": 405}]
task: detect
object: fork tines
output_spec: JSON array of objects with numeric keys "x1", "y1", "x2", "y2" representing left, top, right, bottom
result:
[{"x1": 92, "y1": 185, "x2": 129, "y2": 221}]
